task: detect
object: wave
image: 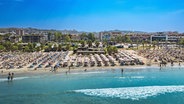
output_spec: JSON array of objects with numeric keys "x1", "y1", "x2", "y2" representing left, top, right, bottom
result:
[
  {"x1": 71, "y1": 71, "x2": 106, "y2": 75},
  {"x1": 130, "y1": 76, "x2": 144, "y2": 79},
  {"x1": 74, "y1": 85, "x2": 184, "y2": 100},
  {"x1": 0, "y1": 77, "x2": 29, "y2": 82},
  {"x1": 115, "y1": 76, "x2": 145, "y2": 79}
]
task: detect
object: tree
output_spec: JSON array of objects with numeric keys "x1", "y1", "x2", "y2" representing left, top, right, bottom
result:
[
  {"x1": 54, "y1": 32, "x2": 62, "y2": 42},
  {"x1": 103, "y1": 40, "x2": 108, "y2": 47},
  {"x1": 66, "y1": 44, "x2": 71, "y2": 50},
  {"x1": 18, "y1": 44, "x2": 23, "y2": 51},
  {"x1": 40, "y1": 43, "x2": 44, "y2": 51},
  {"x1": 136, "y1": 40, "x2": 139, "y2": 50},
  {"x1": 3, "y1": 41, "x2": 12, "y2": 51},
  {"x1": 179, "y1": 38, "x2": 184, "y2": 47},
  {"x1": 110, "y1": 38, "x2": 115, "y2": 45},
  {"x1": 33, "y1": 43, "x2": 37, "y2": 48},
  {"x1": 115, "y1": 35, "x2": 123, "y2": 43},
  {"x1": 152, "y1": 41, "x2": 157, "y2": 50},
  {"x1": 65, "y1": 35, "x2": 71, "y2": 43},
  {"x1": 48, "y1": 43, "x2": 53, "y2": 51},
  {"x1": 124, "y1": 35, "x2": 131, "y2": 43},
  {"x1": 80, "y1": 33, "x2": 88, "y2": 40},
  {"x1": 88, "y1": 33, "x2": 95, "y2": 42},
  {"x1": 87, "y1": 40, "x2": 92, "y2": 48},
  {"x1": 81, "y1": 40, "x2": 86, "y2": 47},
  {"x1": 95, "y1": 41, "x2": 100, "y2": 48},
  {"x1": 0, "y1": 35, "x2": 3, "y2": 42},
  {"x1": 142, "y1": 40, "x2": 145, "y2": 50},
  {"x1": 0, "y1": 45, "x2": 5, "y2": 51},
  {"x1": 48, "y1": 32, "x2": 53, "y2": 41},
  {"x1": 36, "y1": 46, "x2": 41, "y2": 52},
  {"x1": 52, "y1": 44, "x2": 58, "y2": 51},
  {"x1": 58, "y1": 44, "x2": 62, "y2": 51},
  {"x1": 12, "y1": 46, "x2": 18, "y2": 51},
  {"x1": 24, "y1": 46, "x2": 30, "y2": 52},
  {"x1": 28, "y1": 43, "x2": 34, "y2": 52},
  {"x1": 106, "y1": 46, "x2": 118, "y2": 54}
]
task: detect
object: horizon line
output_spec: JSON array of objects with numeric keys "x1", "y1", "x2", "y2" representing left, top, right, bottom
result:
[{"x1": 0, "y1": 26, "x2": 183, "y2": 33}]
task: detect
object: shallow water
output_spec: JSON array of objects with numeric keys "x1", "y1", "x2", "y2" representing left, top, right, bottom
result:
[{"x1": 1, "y1": 66, "x2": 184, "y2": 104}]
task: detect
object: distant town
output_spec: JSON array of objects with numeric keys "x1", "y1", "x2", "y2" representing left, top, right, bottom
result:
[
  {"x1": 0, "y1": 27, "x2": 183, "y2": 71},
  {"x1": 0, "y1": 27, "x2": 184, "y2": 44}
]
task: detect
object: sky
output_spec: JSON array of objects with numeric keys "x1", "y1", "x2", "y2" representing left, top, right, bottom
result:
[{"x1": 0, "y1": 0, "x2": 184, "y2": 32}]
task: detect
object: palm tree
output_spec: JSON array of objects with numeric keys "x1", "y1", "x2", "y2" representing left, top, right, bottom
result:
[
  {"x1": 87, "y1": 40, "x2": 92, "y2": 48},
  {"x1": 95, "y1": 41, "x2": 100, "y2": 48},
  {"x1": 58, "y1": 44, "x2": 62, "y2": 51},
  {"x1": 142, "y1": 40, "x2": 145, "y2": 50},
  {"x1": 80, "y1": 40, "x2": 85, "y2": 47},
  {"x1": 136, "y1": 40, "x2": 139, "y2": 50},
  {"x1": 152, "y1": 41, "x2": 157, "y2": 50}
]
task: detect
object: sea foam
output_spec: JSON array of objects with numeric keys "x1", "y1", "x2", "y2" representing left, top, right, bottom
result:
[
  {"x1": 71, "y1": 71, "x2": 106, "y2": 75},
  {"x1": 74, "y1": 85, "x2": 184, "y2": 100}
]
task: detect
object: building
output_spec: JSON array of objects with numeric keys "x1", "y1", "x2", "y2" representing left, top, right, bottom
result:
[
  {"x1": 70, "y1": 34, "x2": 80, "y2": 41},
  {"x1": 22, "y1": 35, "x2": 45, "y2": 43},
  {"x1": 150, "y1": 32, "x2": 168, "y2": 42},
  {"x1": 126, "y1": 33, "x2": 151, "y2": 42},
  {"x1": 47, "y1": 33, "x2": 55, "y2": 41},
  {"x1": 150, "y1": 32, "x2": 184, "y2": 43},
  {"x1": 15, "y1": 29, "x2": 24, "y2": 36},
  {"x1": 9, "y1": 35, "x2": 22, "y2": 43},
  {"x1": 99, "y1": 32, "x2": 122, "y2": 41},
  {"x1": 167, "y1": 32, "x2": 184, "y2": 42}
]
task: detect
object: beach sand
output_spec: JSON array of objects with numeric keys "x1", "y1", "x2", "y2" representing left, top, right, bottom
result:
[{"x1": 1, "y1": 49, "x2": 183, "y2": 78}]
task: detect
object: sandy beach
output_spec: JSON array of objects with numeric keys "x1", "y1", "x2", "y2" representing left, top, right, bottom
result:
[{"x1": 0, "y1": 48, "x2": 183, "y2": 78}]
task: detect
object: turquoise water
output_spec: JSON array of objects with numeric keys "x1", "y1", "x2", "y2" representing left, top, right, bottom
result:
[{"x1": 1, "y1": 66, "x2": 184, "y2": 104}]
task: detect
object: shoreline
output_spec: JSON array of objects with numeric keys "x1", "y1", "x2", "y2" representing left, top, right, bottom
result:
[{"x1": 1, "y1": 62, "x2": 183, "y2": 78}]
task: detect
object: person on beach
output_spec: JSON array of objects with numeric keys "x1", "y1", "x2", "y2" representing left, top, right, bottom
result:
[
  {"x1": 121, "y1": 68, "x2": 124, "y2": 73},
  {"x1": 84, "y1": 69, "x2": 87, "y2": 72},
  {"x1": 68, "y1": 66, "x2": 71, "y2": 73},
  {"x1": 171, "y1": 61, "x2": 174, "y2": 66},
  {"x1": 7, "y1": 72, "x2": 11, "y2": 81},
  {"x1": 11, "y1": 73, "x2": 14, "y2": 81}
]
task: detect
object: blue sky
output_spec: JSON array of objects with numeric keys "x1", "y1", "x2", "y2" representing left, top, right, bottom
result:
[{"x1": 0, "y1": 0, "x2": 184, "y2": 32}]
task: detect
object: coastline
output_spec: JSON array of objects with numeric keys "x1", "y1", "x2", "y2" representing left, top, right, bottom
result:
[
  {"x1": 1, "y1": 62, "x2": 183, "y2": 78},
  {"x1": 0, "y1": 65, "x2": 149, "y2": 77}
]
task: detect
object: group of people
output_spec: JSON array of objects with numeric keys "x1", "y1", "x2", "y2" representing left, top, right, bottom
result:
[{"x1": 7, "y1": 72, "x2": 14, "y2": 81}]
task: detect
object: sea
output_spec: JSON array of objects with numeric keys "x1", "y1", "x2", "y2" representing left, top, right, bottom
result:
[{"x1": 1, "y1": 65, "x2": 184, "y2": 104}]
